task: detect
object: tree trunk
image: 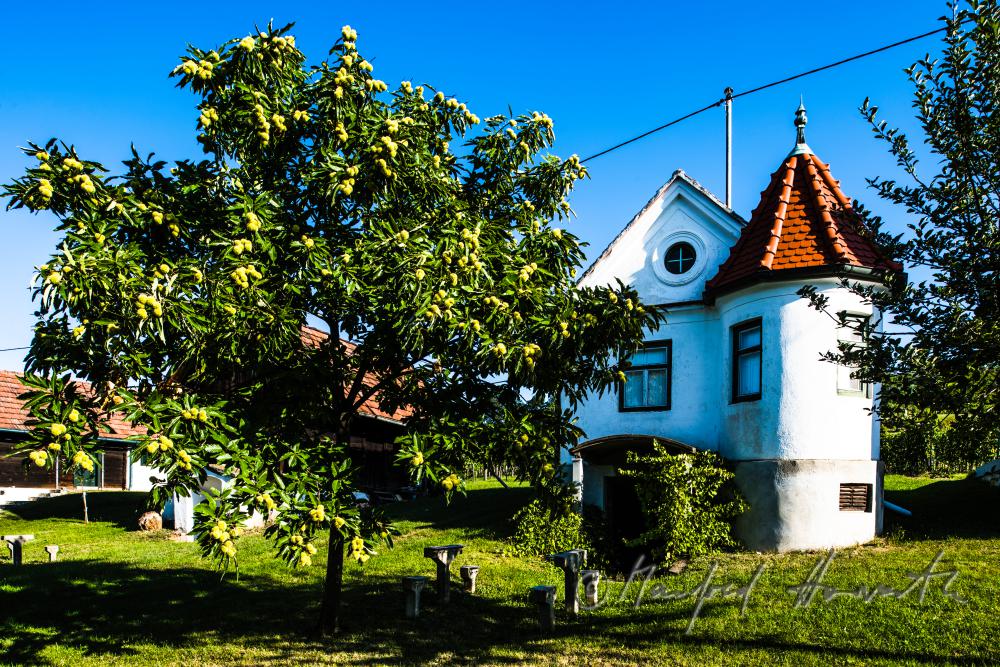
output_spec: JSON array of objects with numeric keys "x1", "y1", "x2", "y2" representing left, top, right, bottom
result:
[
  {"x1": 319, "y1": 525, "x2": 345, "y2": 635},
  {"x1": 319, "y1": 417, "x2": 352, "y2": 636},
  {"x1": 82, "y1": 491, "x2": 89, "y2": 524}
]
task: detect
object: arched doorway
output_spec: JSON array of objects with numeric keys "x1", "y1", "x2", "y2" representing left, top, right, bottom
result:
[{"x1": 572, "y1": 435, "x2": 697, "y2": 571}]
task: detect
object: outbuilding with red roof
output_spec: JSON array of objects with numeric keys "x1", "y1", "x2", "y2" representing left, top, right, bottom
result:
[{"x1": 0, "y1": 327, "x2": 412, "y2": 510}]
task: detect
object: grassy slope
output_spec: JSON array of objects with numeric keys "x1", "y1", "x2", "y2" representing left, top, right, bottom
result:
[{"x1": 0, "y1": 476, "x2": 996, "y2": 666}]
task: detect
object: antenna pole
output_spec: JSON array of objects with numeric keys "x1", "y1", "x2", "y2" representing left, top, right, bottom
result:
[{"x1": 724, "y1": 87, "x2": 734, "y2": 209}]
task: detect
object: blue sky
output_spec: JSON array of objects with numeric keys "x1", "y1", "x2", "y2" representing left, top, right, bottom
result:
[{"x1": 0, "y1": 0, "x2": 950, "y2": 370}]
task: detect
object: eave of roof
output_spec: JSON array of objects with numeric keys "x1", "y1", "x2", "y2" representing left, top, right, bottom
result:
[{"x1": 0, "y1": 370, "x2": 144, "y2": 441}]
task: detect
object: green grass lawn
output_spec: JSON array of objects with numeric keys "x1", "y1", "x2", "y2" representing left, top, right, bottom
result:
[{"x1": 1, "y1": 475, "x2": 998, "y2": 666}]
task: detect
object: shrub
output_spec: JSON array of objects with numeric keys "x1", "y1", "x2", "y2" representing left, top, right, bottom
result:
[
  {"x1": 510, "y1": 498, "x2": 588, "y2": 557},
  {"x1": 618, "y1": 444, "x2": 747, "y2": 564},
  {"x1": 882, "y1": 422, "x2": 936, "y2": 475},
  {"x1": 579, "y1": 504, "x2": 623, "y2": 572}
]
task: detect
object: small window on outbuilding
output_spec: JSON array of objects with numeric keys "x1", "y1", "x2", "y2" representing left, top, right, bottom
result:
[{"x1": 839, "y1": 483, "x2": 872, "y2": 512}]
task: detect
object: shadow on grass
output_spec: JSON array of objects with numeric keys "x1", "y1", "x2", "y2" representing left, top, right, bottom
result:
[
  {"x1": 386, "y1": 484, "x2": 533, "y2": 540},
  {"x1": 0, "y1": 558, "x2": 555, "y2": 666},
  {"x1": 2, "y1": 480, "x2": 995, "y2": 665},
  {"x1": 1, "y1": 560, "x2": 320, "y2": 665},
  {"x1": 1, "y1": 491, "x2": 148, "y2": 531},
  {"x1": 1, "y1": 558, "x2": 993, "y2": 666},
  {"x1": 885, "y1": 478, "x2": 1000, "y2": 539}
]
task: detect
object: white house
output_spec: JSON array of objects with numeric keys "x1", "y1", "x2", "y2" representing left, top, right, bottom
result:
[
  {"x1": 569, "y1": 105, "x2": 902, "y2": 552},
  {"x1": 0, "y1": 370, "x2": 152, "y2": 505}
]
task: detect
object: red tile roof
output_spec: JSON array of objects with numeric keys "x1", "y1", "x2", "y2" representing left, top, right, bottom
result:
[
  {"x1": 0, "y1": 328, "x2": 410, "y2": 440},
  {"x1": 706, "y1": 149, "x2": 901, "y2": 295},
  {"x1": 0, "y1": 370, "x2": 144, "y2": 440},
  {"x1": 300, "y1": 326, "x2": 413, "y2": 423}
]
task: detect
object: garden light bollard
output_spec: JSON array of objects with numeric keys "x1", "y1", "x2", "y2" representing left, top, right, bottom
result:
[
  {"x1": 402, "y1": 576, "x2": 430, "y2": 618},
  {"x1": 581, "y1": 569, "x2": 601, "y2": 607},
  {"x1": 545, "y1": 549, "x2": 587, "y2": 615},
  {"x1": 423, "y1": 544, "x2": 464, "y2": 604},
  {"x1": 45, "y1": 545, "x2": 59, "y2": 562},
  {"x1": 529, "y1": 585, "x2": 557, "y2": 632},
  {"x1": 460, "y1": 565, "x2": 480, "y2": 594},
  {"x1": 2, "y1": 534, "x2": 34, "y2": 566}
]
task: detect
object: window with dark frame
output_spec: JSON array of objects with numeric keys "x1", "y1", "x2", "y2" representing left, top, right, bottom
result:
[
  {"x1": 837, "y1": 313, "x2": 872, "y2": 397},
  {"x1": 732, "y1": 320, "x2": 762, "y2": 402},
  {"x1": 664, "y1": 242, "x2": 697, "y2": 275},
  {"x1": 839, "y1": 483, "x2": 873, "y2": 512},
  {"x1": 619, "y1": 341, "x2": 671, "y2": 411}
]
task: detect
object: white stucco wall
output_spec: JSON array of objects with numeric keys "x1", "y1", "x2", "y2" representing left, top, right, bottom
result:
[
  {"x1": 128, "y1": 457, "x2": 164, "y2": 492},
  {"x1": 572, "y1": 280, "x2": 880, "y2": 462},
  {"x1": 570, "y1": 306, "x2": 724, "y2": 455},
  {"x1": 716, "y1": 279, "x2": 878, "y2": 462},
  {"x1": 578, "y1": 175, "x2": 742, "y2": 305},
  {"x1": 570, "y1": 174, "x2": 743, "y2": 462}
]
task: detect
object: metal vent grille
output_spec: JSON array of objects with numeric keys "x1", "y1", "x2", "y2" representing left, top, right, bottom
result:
[{"x1": 839, "y1": 483, "x2": 872, "y2": 512}]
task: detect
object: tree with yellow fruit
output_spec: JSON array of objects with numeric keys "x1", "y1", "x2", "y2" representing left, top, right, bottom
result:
[{"x1": 3, "y1": 22, "x2": 656, "y2": 635}]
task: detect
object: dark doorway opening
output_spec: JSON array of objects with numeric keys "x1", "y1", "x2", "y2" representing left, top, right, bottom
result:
[{"x1": 604, "y1": 475, "x2": 649, "y2": 572}]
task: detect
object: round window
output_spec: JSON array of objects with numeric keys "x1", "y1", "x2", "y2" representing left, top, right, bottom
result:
[{"x1": 664, "y1": 241, "x2": 697, "y2": 275}]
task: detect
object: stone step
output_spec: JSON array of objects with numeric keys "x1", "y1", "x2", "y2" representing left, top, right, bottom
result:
[{"x1": 0, "y1": 491, "x2": 55, "y2": 508}]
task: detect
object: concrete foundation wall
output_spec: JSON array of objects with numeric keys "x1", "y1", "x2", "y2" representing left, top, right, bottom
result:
[{"x1": 733, "y1": 458, "x2": 879, "y2": 552}]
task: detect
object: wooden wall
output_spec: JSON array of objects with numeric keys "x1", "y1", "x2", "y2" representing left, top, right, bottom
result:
[
  {"x1": 0, "y1": 442, "x2": 58, "y2": 488},
  {"x1": 0, "y1": 439, "x2": 130, "y2": 489}
]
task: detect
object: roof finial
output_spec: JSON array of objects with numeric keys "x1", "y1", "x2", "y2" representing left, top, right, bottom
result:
[
  {"x1": 788, "y1": 97, "x2": 811, "y2": 156},
  {"x1": 795, "y1": 98, "x2": 808, "y2": 144}
]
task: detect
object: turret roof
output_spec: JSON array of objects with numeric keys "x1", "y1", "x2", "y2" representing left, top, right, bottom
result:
[{"x1": 706, "y1": 104, "x2": 901, "y2": 295}]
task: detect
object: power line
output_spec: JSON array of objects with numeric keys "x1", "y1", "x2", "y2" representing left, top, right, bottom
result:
[
  {"x1": 582, "y1": 23, "x2": 951, "y2": 163},
  {"x1": 731, "y1": 24, "x2": 951, "y2": 100},
  {"x1": 0, "y1": 346, "x2": 29, "y2": 353},
  {"x1": 582, "y1": 101, "x2": 723, "y2": 162}
]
